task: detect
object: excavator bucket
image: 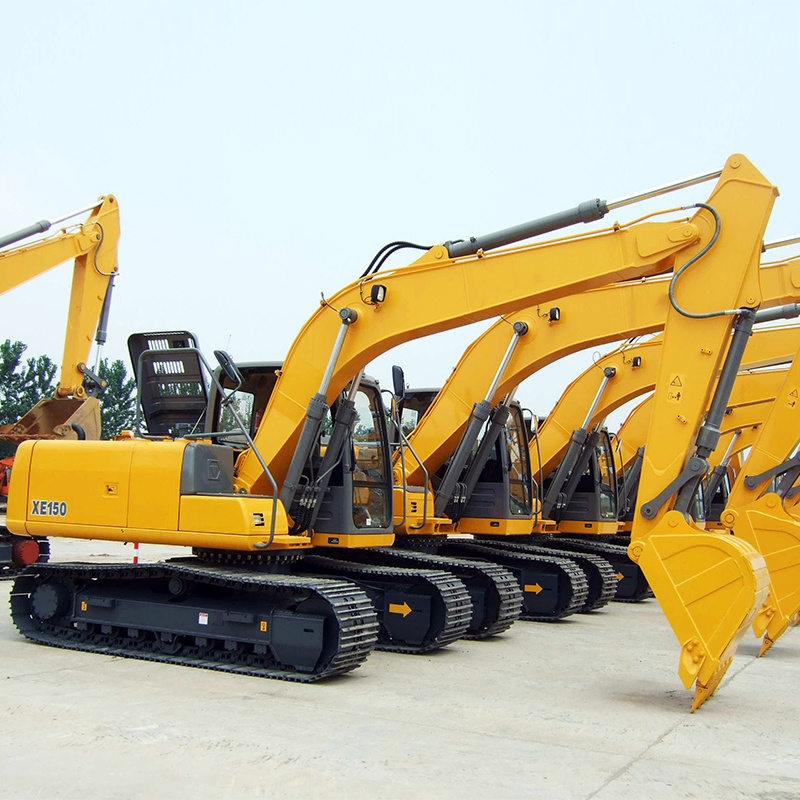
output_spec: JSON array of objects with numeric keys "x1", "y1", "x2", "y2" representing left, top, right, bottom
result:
[
  {"x1": 0, "y1": 397, "x2": 102, "y2": 442},
  {"x1": 722, "y1": 498, "x2": 800, "y2": 654},
  {"x1": 631, "y1": 511, "x2": 769, "y2": 711}
]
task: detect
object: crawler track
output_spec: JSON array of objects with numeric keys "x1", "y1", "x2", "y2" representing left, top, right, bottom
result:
[
  {"x1": 322, "y1": 545, "x2": 523, "y2": 638},
  {"x1": 478, "y1": 538, "x2": 617, "y2": 612},
  {"x1": 535, "y1": 536, "x2": 653, "y2": 602},
  {"x1": 434, "y1": 540, "x2": 589, "y2": 621},
  {"x1": 299, "y1": 555, "x2": 472, "y2": 653},
  {"x1": 10, "y1": 560, "x2": 378, "y2": 682}
]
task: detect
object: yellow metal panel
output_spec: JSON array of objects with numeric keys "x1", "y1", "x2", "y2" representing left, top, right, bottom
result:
[
  {"x1": 311, "y1": 532, "x2": 395, "y2": 548},
  {"x1": 179, "y1": 494, "x2": 289, "y2": 540},
  {"x1": 127, "y1": 439, "x2": 185, "y2": 531},
  {"x1": 457, "y1": 517, "x2": 533, "y2": 536},
  {"x1": 21, "y1": 520, "x2": 306, "y2": 551},
  {"x1": 24, "y1": 439, "x2": 135, "y2": 528}
]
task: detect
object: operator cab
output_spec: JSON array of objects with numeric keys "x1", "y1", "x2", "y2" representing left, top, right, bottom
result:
[
  {"x1": 206, "y1": 362, "x2": 393, "y2": 536},
  {"x1": 540, "y1": 427, "x2": 619, "y2": 533},
  {"x1": 400, "y1": 387, "x2": 534, "y2": 523}
]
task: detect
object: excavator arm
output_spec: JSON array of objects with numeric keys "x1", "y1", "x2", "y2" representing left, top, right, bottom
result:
[{"x1": 626, "y1": 156, "x2": 779, "y2": 710}]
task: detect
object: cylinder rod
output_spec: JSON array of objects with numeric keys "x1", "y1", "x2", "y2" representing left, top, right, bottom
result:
[
  {"x1": 49, "y1": 199, "x2": 106, "y2": 227},
  {"x1": 607, "y1": 168, "x2": 722, "y2": 211},
  {"x1": 581, "y1": 368, "x2": 615, "y2": 429},
  {"x1": 484, "y1": 322, "x2": 527, "y2": 403},
  {"x1": 754, "y1": 303, "x2": 800, "y2": 324},
  {"x1": 764, "y1": 234, "x2": 800, "y2": 251},
  {"x1": 446, "y1": 200, "x2": 607, "y2": 259},
  {"x1": 318, "y1": 311, "x2": 356, "y2": 396},
  {"x1": 95, "y1": 275, "x2": 116, "y2": 346}
]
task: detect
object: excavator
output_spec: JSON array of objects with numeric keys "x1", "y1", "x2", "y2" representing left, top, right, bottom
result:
[
  {"x1": 5, "y1": 156, "x2": 788, "y2": 707},
  {"x1": 109, "y1": 164, "x2": 737, "y2": 654},
  {"x1": 0, "y1": 195, "x2": 120, "y2": 574}
]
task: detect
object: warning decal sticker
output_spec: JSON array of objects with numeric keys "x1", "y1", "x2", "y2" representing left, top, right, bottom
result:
[{"x1": 666, "y1": 374, "x2": 685, "y2": 403}]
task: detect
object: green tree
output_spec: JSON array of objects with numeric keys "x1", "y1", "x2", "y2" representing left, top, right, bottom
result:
[
  {"x1": 0, "y1": 340, "x2": 59, "y2": 457},
  {"x1": 97, "y1": 358, "x2": 137, "y2": 439}
]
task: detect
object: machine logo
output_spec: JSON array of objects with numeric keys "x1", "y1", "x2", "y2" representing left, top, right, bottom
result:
[{"x1": 30, "y1": 500, "x2": 68, "y2": 517}]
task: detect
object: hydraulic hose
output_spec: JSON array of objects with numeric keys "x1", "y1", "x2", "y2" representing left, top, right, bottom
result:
[{"x1": 668, "y1": 202, "x2": 742, "y2": 319}]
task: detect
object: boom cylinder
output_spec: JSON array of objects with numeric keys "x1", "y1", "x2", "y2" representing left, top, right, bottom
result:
[
  {"x1": 541, "y1": 367, "x2": 615, "y2": 520},
  {"x1": 445, "y1": 164, "x2": 723, "y2": 259},
  {"x1": 446, "y1": 200, "x2": 607, "y2": 258},
  {"x1": 280, "y1": 309, "x2": 358, "y2": 513}
]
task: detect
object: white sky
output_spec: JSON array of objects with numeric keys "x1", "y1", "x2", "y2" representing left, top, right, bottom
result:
[{"x1": 1, "y1": 0, "x2": 798, "y2": 429}]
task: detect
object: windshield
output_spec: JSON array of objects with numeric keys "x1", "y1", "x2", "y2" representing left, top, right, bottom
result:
[
  {"x1": 506, "y1": 406, "x2": 533, "y2": 516},
  {"x1": 351, "y1": 386, "x2": 391, "y2": 529},
  {"x1": 595, "y1": 431, "x2": 618, "y2": 520}
]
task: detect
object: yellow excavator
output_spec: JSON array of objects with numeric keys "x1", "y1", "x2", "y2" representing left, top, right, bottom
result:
[
  {"x1": 5, "y1": 156, "x2": 788, "y2": 708},
  {"x1": 0, "y1": 195, "x2": 120, "y2": 573},
  {"x1": 541, "y1": 328, "x2": 799, "y2": 521}
]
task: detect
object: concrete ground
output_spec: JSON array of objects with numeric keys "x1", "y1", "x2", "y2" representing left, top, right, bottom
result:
[{"x1": 2, "y1": 539, "x2": 800, "y2": 800}]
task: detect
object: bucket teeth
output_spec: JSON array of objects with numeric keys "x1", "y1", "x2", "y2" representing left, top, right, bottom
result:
[
  {"x1": 758, "y1": 635, "x2": 775, "y2": 657},
  {"x1": 691, "y1": 657, "x2": 732, "y2": 713}
]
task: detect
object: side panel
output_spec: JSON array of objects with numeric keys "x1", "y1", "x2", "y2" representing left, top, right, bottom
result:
[
  {"x1": 128, "y1": 440, "x2": 184, "y2": 530},
  {"x1": 22, "y1": 439, "x2": 136, "y2": 529}
]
